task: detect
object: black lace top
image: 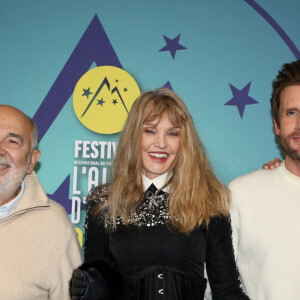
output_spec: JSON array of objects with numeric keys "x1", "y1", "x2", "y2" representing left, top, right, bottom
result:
[{"x1": 84, "y1": 185, "x2": 250, "y2": 300}]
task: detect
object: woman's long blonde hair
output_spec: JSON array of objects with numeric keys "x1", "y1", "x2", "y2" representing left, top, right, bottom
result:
[{"x1": 91, "y1": 88, "x2": 230, "y2": 233}]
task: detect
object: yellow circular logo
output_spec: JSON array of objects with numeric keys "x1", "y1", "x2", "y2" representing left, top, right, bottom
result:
[{"x1": 73, "y1": 66, "x2": 140, "y2": 134}]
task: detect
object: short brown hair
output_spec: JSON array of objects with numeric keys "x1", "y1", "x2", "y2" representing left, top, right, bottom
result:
[{"x1": 271, "y1": 60, "x2": 300, "y2": 126}]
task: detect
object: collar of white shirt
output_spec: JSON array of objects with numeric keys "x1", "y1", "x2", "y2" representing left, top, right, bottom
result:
[
  {"x1": 142, "y1": 173, "x2": 170, "y2": 192},
  {"x1": 0, "y1": 180, "x2": 25, "y2": 220}
]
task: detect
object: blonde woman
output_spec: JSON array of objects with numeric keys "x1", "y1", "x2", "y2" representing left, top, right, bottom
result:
[{"x1": 70, "y1": 88, "x2": 249, "y2": 300}]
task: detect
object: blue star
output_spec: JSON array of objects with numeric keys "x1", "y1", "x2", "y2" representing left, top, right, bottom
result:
[
  {"x1": 124, "y1": 88, "x2": 128, "y2": 92},
  {"x1": 112, "y1": 99, "x2": 118, "y2": 105},
  {"x1": 97, "y1": 98, "x2": 105, "y2": 106},
  {"x1": 224, "y1": 82, "x2": 259, "y2": 118},
  {"x1": 115, "y1": 79, "x2": 119, "y2": 82},
  {"x1": 82, "y1": 87, "x2": 93, "y2": 98},
  {"x1": 159, "y1": 34, "x2": 187, "y2": 59}
]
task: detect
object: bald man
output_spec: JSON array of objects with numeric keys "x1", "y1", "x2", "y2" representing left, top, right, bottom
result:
[{"x1": 0, "y1": 106, "x2": 82, "y2": 299}]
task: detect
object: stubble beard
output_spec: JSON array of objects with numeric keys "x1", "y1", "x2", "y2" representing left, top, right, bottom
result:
[{"x1": 280, "y1": 131, "x2": 300, "y2": 162}]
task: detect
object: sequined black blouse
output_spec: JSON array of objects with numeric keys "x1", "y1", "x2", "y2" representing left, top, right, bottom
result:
[{"x1": 84, "y1": 185, "x2": 250, "y2": 300}]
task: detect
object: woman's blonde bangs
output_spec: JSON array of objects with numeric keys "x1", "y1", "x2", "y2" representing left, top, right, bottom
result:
[{"x1": 143, "y1": 93, "x2": 186, "y2": 128}]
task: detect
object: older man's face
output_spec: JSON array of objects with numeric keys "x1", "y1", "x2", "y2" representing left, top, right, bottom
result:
[{"x1": 0, "y1": 106, "x2": 40, "y2": 205}]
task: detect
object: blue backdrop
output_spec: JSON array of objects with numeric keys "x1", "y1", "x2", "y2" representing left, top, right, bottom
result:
[{"x1": 1, "y1": 0, "x2": 298, "y2": 245}]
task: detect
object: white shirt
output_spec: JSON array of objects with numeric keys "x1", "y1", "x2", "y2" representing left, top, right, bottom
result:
[
  {"x1": 0, "y1": 181, "x2": 25, "y2": 220},
  {"x1": 142, "y1": 173, "x2": 170, "y2": 192}
]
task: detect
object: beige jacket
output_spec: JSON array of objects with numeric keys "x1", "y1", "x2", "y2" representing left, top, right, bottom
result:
[{"x1": 0, "y1": 172, "x2": 82, "y2": 299}]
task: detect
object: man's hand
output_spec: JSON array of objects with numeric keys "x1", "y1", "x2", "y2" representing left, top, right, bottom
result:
[{"x1": 262, "y1": 158, "x2": 282, "y2": 170}]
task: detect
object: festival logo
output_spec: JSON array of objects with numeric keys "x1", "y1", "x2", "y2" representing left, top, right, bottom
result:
[{"x1": 73, "y1": 66, "x2": 140, "y2": 134}]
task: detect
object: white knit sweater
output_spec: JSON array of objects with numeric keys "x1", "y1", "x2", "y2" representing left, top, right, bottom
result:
[{"x1": 229, "y1": 163, "x2": 300, "y2": 300}]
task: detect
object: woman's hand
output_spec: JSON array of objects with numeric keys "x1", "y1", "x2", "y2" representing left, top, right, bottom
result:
[
  {"x1": 262, "y1": 158, "x2": 282, "y2": 170},
  {"x1": 70, "y1": 268, "x2": 108, "y2": 300}
]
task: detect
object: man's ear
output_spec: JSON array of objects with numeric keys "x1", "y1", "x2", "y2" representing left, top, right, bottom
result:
[
  {"x1": 27, "y1": 150, "x2": 41, "y2": 174},
  {"x1": 273, "y1": 118, "x2": 280, "y2": 136}
]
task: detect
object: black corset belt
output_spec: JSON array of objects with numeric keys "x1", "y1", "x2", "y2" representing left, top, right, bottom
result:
[{"x1": 128, "y1": 265, "x2": 207, "y2": 300}]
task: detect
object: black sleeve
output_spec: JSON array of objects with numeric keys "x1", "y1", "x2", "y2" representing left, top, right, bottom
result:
[
  {"x1": 206, "y1": 216, "x2": 250, "y2": 300},
  {"x1": 84, "y1": 200, "x2": 111, "y2": 263},
  {"x1": 80, "y1": 201, "x2": 133, "y2": 300}
]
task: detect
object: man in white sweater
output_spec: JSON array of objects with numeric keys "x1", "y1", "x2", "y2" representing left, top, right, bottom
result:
[
  {"x1": 230, "y1": 60, "x2": 300, "y2": 300},
  {"x1": 0, "y1": 105, "x2": 82, "y2": 299}
]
